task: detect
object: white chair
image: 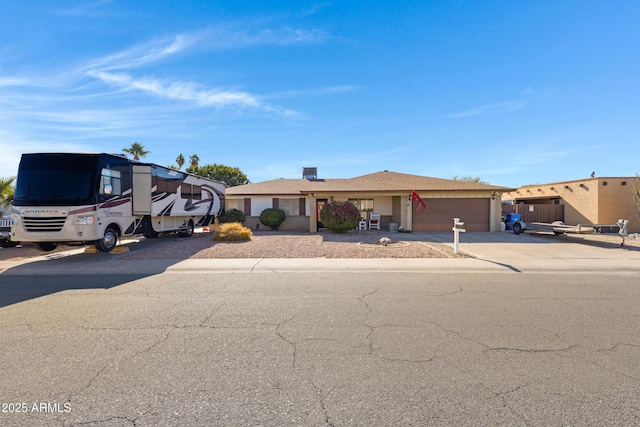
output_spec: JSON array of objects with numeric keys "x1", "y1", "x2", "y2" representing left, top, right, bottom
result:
[
  {"x1": 368, "y1": 213, "x2": 380, "y2": 230},
  {"x1": 358, "y1": 220, "x2": 367, "y2": 230}
]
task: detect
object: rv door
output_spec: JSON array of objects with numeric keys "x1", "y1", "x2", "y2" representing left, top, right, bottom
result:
[{"x1": 132, "y1": 165, "x2": 152, "y2": 215}]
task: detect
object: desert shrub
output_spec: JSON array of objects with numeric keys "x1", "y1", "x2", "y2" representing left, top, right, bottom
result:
[
  {"x1": 320, "y1": 201, "x2": 360, "y2": 233},
  {"x1": 219, "y1": 208, "x2": 246, "y2": 224},
  {"x1": 259, "y1": 208, "x2": 286, "y2": 230},
  {"x1": 214, "y1": 222, "x2": 252, "y2": 241}
]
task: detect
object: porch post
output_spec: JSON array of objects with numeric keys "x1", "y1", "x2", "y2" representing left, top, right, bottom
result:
[
  {"x1": 308, "y1": 194, "x2": 318, "y2": 233},
  {"x1": 489, "y1": 194, "x2": 502, "y2": 232},
  {"x1": 406, "y1": 194, "x2": 413, "y2": 231}
]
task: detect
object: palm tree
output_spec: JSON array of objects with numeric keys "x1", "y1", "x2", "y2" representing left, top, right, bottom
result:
[
  {"x1": 176, "y1": 154, "x2": 185, "y2": 170},
  {"x1": 189, "y1": 154, "x2": 200, "y2": 169},
  {"x1": 0, "y1": 176, "x2": 16, "y2": 209},
  {"x1": 122, "y1": 142, "x2": 150, "y2": 160}
]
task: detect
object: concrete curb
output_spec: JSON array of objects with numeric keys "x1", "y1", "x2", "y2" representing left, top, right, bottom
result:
[
  {"x1": 2, "y1": 255, "x2": 639, "y2": 275},
  {"x1": 0, "y1": 257, "x2": 509, "y2": 275}
]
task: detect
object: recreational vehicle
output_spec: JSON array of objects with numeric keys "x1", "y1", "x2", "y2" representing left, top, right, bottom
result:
[{"x1": 10, "y1": 153, "x2": 225, "y2": 252}]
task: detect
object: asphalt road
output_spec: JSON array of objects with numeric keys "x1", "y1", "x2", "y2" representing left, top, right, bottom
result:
[{"x1": 1, "y1": 270, "x2": 639, "y2": 426}]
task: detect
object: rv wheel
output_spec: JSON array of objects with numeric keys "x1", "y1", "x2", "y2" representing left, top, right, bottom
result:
[
  {"x1": 35, "y1": 242, "x2": 58, "y2": 252},
  {"x1": 95, "y1": 227, "x2": 119, "y2": 252},
  {"x1": 179, "y1": 219, "x2": 194, "y2": 238}
]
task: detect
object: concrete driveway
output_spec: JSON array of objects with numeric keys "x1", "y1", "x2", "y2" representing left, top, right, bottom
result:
[{"x1": 427, "y1": 231, "x2": 640, "y2": 273}]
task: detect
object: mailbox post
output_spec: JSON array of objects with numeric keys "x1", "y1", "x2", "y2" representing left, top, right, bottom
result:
[{"x1": 452, "y1": 218, "x2": 466, "y2": 255}]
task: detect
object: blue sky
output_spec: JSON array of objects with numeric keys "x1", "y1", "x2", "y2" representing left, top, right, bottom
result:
[{"x1": 1, "y1": 1, "x2": 639, "y2": 188}]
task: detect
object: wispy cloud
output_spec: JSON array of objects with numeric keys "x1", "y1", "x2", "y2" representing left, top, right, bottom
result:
[
  {"x1": 82, "y1": 34, "x2": 201, "y2": 72},
  {"x1": 0, "y1": 19, "x2": 333, "y2": 177},
  {"x1": 266, "y1": 85, "x2": 357, "y2": 99},
  {"x1": 87, "y1": 70, "x2": 301, "y2": 117},
  {"x1": 298, "y1": 3, "x2": 333, "y2": 19},
  {"x1": 206, "y1": 26, "x2": 327, "y2": 47},
  {"x1": 53, "y1": 0, "x2": 115, "y2": 17},
  {"x1": 79, "y1": 24, "x2": 329, "y2": 117},
  {"x1": 83, "y1": 25, "x2": 326, "y2": 73},
  {"x1": 0, "y1": 76, "x2": 31, "y2": 87},
  {"x1": 447, "y1": 100, "x2": 524, "y2": 118},
  {"x1": 519, "y1": 87, "x2": 552, "y2": 97}
]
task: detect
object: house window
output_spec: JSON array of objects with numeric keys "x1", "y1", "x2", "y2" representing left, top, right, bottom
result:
[
  {"x1": 622, "y1": 181, "x2": 627, "y2": 186},
  {"x1": 278, "y1": 198, "x2": 300, "y2": 216},
  {"x1": 348, "y1": 198, "x2": 374, "y2": 217},
  {"x1": 225, "y1": 199, "x2": 243, "y2": 212},
  {"x1": 603, "y1": 182, "x2": 608, "y2": 186}
]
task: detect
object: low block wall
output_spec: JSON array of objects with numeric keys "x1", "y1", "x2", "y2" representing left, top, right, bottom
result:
[{"x1": 244, "y1": 215, "x2": 310, "y2": 231}]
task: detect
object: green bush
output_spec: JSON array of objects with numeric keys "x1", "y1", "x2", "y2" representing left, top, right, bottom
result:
[
  {"x1": 260, "y1": 208, "x2": 286, "y2": 230},
  {"x1": 214, "y1": 222, "x2": 252, "y2": 241},
  {"x1": 219, "y1": 208, "x2": 246, "y2": 224},
  {"x1": 320, "y1": 201, "x2": 360, "y2": 233}
]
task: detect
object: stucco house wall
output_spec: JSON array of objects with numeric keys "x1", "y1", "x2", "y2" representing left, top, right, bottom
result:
[
  {"x1": 503, "y1": 177, "x2": 639, "y2": 232},
  {"x1": 598, "y1": 178, "x2": 639, "y2": 229},
  {"x1": 226, "y1": 170, "x2": 513, "y2": 233}
]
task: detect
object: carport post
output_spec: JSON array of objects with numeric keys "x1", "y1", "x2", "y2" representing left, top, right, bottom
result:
[{"x1": 452, "y1": 218, "x2": 466, "y2": 255}]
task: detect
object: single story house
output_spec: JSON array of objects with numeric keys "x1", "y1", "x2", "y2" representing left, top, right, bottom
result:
[
  {"x1": 225, "y1": 169, "x2": 514, "y2": 233},
  {"x1": 502, "y1": 176, "x2": 640, "y2": 233}
]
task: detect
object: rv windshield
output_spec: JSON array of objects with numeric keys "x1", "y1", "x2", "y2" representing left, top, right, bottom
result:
[{"x1": 14, "y1": 154, "x2": 99, "y2": 206}]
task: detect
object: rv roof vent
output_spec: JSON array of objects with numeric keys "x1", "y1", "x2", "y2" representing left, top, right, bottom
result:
[{"x1": 303, "y1": 167, "x2": 318, "y2": 180}]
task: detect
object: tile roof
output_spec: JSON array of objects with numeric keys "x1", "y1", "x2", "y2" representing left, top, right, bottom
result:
[{"x1": 226, "y1": 170, "x2": 514, "y2": 195}]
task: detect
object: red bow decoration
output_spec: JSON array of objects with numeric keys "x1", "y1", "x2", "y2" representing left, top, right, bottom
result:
[{"x1": 411, "y1": 191, "x2": 427, "y2": 212}]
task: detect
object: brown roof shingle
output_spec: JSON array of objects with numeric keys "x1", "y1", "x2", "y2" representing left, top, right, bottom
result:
[{"x1": 226, "y1": 171, "x2": 514, "y2": 196}]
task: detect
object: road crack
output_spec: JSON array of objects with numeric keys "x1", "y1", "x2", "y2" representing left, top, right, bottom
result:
[{"x1": 275, "y1": 317, "x2": 297, "y2": 370}]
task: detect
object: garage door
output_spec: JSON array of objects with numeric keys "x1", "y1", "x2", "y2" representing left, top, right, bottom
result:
[{"x1": 412, "y1": 198, "x2": 489, "y2": 232}]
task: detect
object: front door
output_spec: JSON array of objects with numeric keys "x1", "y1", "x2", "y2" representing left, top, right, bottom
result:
[{"x1": 316, "y1": 199, "x2": 328, "y2": 229}]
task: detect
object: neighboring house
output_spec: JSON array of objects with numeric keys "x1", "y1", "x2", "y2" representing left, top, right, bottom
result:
[
  {"x1": 226, "y1": 169, "x2": 514, "y2": 232},
  {"x1": 502, "y1": 177, "x2": 639, "y2": 233}
]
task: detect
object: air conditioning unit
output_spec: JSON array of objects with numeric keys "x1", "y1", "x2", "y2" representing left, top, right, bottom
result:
[{"x1": 303, "y1": 167, "x2": 318, "y2": 180}]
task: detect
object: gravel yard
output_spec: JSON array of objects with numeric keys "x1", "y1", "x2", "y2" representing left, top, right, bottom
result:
[
  {"x1": 122, "y1": 231, "x2": 462, "y2": 259},
  {"x1": 1, "y1": 231, "x2": 457, "y2": 261}
]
